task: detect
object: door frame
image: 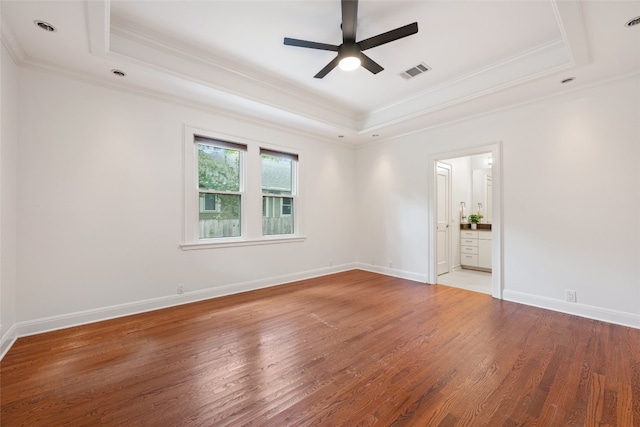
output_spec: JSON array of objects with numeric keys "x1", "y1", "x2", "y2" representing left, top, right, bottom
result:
[{"x1": 427, "y1": 142, "x2": 503, "y2": 299}]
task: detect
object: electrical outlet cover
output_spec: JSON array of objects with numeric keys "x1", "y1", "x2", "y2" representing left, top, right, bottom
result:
[{"x1": 565, "y1": 290, "x2": 576, "y2": 303}]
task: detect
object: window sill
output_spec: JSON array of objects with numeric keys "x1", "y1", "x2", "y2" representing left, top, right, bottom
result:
[{"x1": 180, "y1": 235, "x2": 306, "y2": 250}]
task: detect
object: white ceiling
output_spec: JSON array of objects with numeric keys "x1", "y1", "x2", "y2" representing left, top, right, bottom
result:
[{"x1": 2, "y1": 0, "x2": 639, "y2": 144}]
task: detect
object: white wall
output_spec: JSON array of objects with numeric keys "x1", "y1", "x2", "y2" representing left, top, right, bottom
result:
[
  {"x1": 355, "y1": 142, "x2": 430, "y2": 281},
  {"x1": 15, "y1": 67, "x2": 357, "y2": 330},
  {"x1": 356, "y1": 75, "x2": 640, "y2": 328},
  {"x1": 4, "y1": 56, "x2": 640, "y2": 350},
  {"x1": 1, "y1": 42, "x2": 19, "y2": 354}
]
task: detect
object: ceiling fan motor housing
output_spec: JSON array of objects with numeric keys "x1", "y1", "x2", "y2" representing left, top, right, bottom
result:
[{"x1": 340, "y1": 43, "x2": 361, "y2": 60}]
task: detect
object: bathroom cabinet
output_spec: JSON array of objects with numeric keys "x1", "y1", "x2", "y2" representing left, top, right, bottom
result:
[{"x1": 460, "y1": 230, "x2": 492, "y2": 271}]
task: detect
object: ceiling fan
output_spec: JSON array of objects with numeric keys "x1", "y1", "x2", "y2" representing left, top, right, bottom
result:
[{"x1": 284, "y1": 0, "x2": 418, "y2": 79}]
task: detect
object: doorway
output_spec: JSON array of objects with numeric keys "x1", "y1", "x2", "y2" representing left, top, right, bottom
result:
[{"x1": 427, "y1": 143, "x2": 502, "y2": 299}]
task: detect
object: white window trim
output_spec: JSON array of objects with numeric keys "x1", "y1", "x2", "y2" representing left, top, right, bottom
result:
[
  {"x1": 181, "y1": 126, "x2": 305, "y2": 250},
  {"x1": 181, "y1": 235, "x2": 306, "y2": 251}
]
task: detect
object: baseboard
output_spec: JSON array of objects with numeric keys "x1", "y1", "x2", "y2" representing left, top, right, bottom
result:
[
  {"x1": 356, "y1": 266, "x2": 639, "y2": 329},
  {"x1": 15, "y1": 263, "x2": 358, "y2": 339},
  {"x1": 0, "y1": 323, "x2": 18, "y2": 360},
  {"x1": 355, "y1": 263, "x2": 428, "y2": 283},
  {"x1": 10, "y1": 266, "x2": 637, "y2": 355},
  {"x1": 503, "y1": 290, "x2": 640, "y2": 329}
]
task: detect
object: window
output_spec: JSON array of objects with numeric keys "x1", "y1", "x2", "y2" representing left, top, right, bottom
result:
[
  {"x1": 196, "y1": 136, "x2": 246, "y2": 239},
  {"x1": 261, "y1": 148, "x2": 297, "y2": 235},
  {"x1": 182, "y1": 127, "x2": 304, "y2": 249}
]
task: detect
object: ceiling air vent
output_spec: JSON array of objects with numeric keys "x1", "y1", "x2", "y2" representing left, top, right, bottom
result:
[{"x1": 400, "y1": 62, "x2": 431, "y2": 80}]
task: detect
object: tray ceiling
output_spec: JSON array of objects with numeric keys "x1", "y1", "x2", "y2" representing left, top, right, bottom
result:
[{"x1": 2, "y1": 1, "x2": 639, "y2": 144}]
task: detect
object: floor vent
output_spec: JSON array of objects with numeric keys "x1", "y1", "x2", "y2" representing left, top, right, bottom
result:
[{"x1": 400, "y1": 62, "x2": 431, "y2": 80}]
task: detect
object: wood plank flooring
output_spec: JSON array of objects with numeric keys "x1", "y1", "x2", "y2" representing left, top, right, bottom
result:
[{"x1": 2, "y1": 270, "x2": 639, "y2": 426}]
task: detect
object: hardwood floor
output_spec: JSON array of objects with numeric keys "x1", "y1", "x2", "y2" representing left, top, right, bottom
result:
[{"x1": 2, "y1": 270, "x2": 639, "y2": 426}]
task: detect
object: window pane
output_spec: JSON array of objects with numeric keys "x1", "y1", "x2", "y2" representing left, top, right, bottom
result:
[
  {"x1": 199, "y1": 193, "x2": 219, "y2": 212},
  {"x1": 282, "y1": 198, "x2": 292, "y2": 215},
  {"x1": 262, "y1": 196, "x2": 294, "y2": 235},
  {"x1": 205, "y1": 194, "x2": 216, "y2": 211},
  {"x1": 261, "y1": 154, "x2": 292, "y2": 195},
  {"x1": 199, "y1": 193, "x2": 241, "y2": 238},
  {"x1": 198, "y1": 144, "x2": 240, "y2": 192}
]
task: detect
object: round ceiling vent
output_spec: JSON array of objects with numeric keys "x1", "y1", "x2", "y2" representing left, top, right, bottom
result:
[
  {"x1": 34, "y1": 20, "x2": 56, "y2": 32},
  {"x1": 626, "y1": 16, "x2": 640, "y2": 27}
]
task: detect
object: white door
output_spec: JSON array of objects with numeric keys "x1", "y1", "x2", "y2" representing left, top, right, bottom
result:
[{"x1": 436, "y1": 162, "x2": 451, "y2": 276}]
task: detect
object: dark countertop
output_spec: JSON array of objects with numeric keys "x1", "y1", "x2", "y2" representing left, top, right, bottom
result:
[{"x1": 460, "y1": 223, "x2": 492, "y2": 230}]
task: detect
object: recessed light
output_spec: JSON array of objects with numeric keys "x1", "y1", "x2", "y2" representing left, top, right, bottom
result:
[
  {"x1": 111, "y1": 69, "x2": 127, "y2": 77},
  {"x1": 626, "y1": 16, "x2": 640, "y2": 27},
  {"x1": 34, "y1": 20, "x2": 56, "y2": 32},
  {"x1": 561, "y1": 77, "x2": 575, "y2": 84}
]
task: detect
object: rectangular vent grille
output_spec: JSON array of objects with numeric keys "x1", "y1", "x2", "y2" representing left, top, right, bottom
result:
[{"x1": 400, "y1": 62, "x2": 431, "y2": 80}]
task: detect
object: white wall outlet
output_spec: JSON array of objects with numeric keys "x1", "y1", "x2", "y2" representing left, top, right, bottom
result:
[
  {"x1": 389, "y1": 261, "x2": 393, "y2": 268},
  {"x1": 177, "y1": 284, "x2": 184, "y2": 294},
  {"x1": 565, "y1": 290, "x2": 576, "y2": 303},
  {"x1": 329, "y1": 260, "x2": 333, "y2": 267}
]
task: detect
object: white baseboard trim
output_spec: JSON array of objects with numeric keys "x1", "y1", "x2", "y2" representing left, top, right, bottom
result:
[
  {"x1": 7, "y1": 267, "x2": 637, "y2": 360},
  {"x1": 355, "y1": 263, "x2": 428, "y2": 284},
  {"x1": 15, "y1": 263, "x2": 358, "y2": 339},
  {"x1": 1, "y1": 324, "x2": 18, "y2": 360},
  {"x1": 362, "y1": 266, "x2": 640, "y2": 329},
  {"x1": 503, "y1": 290, "x2": 640, "y2": 329}
]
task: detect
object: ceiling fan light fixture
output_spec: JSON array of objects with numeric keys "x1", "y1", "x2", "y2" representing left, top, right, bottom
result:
[{"x1": 339, "y1": 56, "x2": 361, "y2": 71}]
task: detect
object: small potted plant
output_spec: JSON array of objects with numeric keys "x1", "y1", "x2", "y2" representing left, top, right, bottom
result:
[{"x1": 469, "y1": 214, "x2": 483, "y2": 229}]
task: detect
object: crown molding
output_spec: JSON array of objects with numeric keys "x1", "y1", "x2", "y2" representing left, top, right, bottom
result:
[
  {"x1": 1, "y1": 15, "x2": 26, "y2": 65},
  {"x1": 360, "y1": 39, "x2": 571, "y2": 132},
  {"x1": 108, "y1": 23, "x2": 360, "y2": 131},
  {"x1": 85, "y1": 0, "x2": 110, "y2": 55},
  {"x1": 552, "y1": 0, "x2": 589, "y2": 67},
  {"x1": 355, "y1": 71, "x2": 640, "y2": 149},
  {"x1": 19, "y1": 56, "x2": 358, "y2": 148}
]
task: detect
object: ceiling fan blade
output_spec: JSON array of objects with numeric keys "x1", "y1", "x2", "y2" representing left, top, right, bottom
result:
[
  {"x1": 360, "y1": 53, "x2": 384, "y2": 74},
  {"x1": 358, "y1": 22, "x2": 418, "y2": 51},
  {"x1": 341, "y1": 0, "x2": 358, "y2": 42},
  {"x1": 314, "y1": 56, "x2": 341, "y2": 79},
  {"x1": 284, "y1": 38, "x2": 339, "y2": 51}
]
